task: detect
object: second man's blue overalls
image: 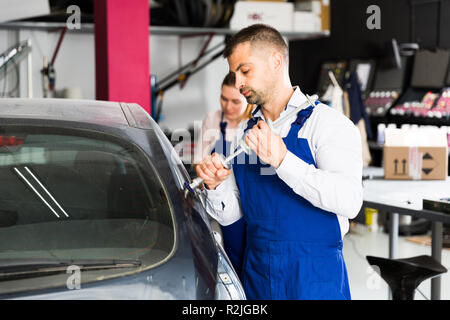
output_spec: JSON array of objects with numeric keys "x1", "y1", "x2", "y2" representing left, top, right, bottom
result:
[
  {"x1": 211, "y1": 112, "x2": 247, "y2": 277},
  {"x1": 232, "y1": 104, "x2": 351, "y2": 300}
]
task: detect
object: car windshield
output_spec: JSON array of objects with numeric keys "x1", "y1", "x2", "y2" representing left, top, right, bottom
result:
[{"x1": 0, "y1": 126, "x2": 175, "y2": 295}]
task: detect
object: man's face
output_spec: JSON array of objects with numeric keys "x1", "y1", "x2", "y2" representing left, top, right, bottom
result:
[{"x1": 227, "y1": 42, "x2": 274, "y2": 106}]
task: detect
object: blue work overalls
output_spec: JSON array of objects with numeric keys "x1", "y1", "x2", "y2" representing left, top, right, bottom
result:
[
  {"x1": 233, "y1": 104, "x2": 351, "y2": 300},
  {"x1": 211, "y1": 113, "x2": 247, "y2": 277}
]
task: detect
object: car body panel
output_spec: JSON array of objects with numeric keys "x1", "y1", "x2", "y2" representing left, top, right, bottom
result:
[
  {"x1": 0, "y1": 98, "x2": 129, "y2": 128},
  {"x1": 0, "y1": 98, "x2": 219, "y2": 299}
]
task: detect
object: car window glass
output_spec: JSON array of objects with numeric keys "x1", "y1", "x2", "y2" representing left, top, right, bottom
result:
[
  {"x1": 124, "y1": 103, "x2": 191, "y2": 190},
  {"x1": 152, "y1": 122, "x2": 191, "y2": 189},
  {"x1": 0, "y1": 127, "x2": 176, "y2": 295}
]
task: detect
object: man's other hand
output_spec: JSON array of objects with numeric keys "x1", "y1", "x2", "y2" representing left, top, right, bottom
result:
[{"x1": 245, "y1": 120, "x2": 287, "y2": 168}]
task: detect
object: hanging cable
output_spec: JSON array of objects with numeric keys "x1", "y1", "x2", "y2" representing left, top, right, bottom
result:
[
  {"x1": 153, "y1": 40, "x2": 225, "y2": 123},
  {"x1": 179, "y1": 33, "x2": 215, "y2": 89},
  {"x1": 159, "y1": 40, "x2": 224, "y2": 85}
]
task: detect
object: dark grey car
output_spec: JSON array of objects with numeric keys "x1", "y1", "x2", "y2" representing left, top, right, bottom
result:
[{"x1": 0, "y1": 98, "x2": 245, "y2": 300}]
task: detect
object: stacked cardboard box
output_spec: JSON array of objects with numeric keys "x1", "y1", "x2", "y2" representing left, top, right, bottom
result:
[
  {"x1": 229, "y1": 0, "x2": 330, "y2": 32},
  {"x1": 230, "y1": 1, "x2": 294, "y2": 32},
  {"x1": 293, "y1": 0, "x2": 330, "y2": 32},
  {"x1": 383, "y1": 127, "x2": 448, "y2": 180}
]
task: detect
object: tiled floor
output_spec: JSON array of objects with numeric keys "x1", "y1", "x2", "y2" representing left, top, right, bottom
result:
[{"x1": 343, "y1": 223, "x2": 450, "y2": 300}]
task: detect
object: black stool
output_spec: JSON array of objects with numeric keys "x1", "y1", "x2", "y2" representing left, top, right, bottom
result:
[{"x1": 366, "y1": 255, "x2": 447, "y2": 300}]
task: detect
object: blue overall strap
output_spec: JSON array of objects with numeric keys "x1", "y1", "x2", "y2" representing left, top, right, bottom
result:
[
  {"x1": 285, "y1": 102, "x2": 319, "y2": 143},
  {"x1": 244, "y1": 105, "x2": 262, "y2": 132},
  {"x1": 219, "y1": 112, "x2": 227, "y2": 134},
  {"x1": 292, "y1": 99, "x2": 320, "y2": 126},
  {"x1": 219, "y1": 112, "x2": 227, "y2": 156},
  {"x1": 293, "y1": 105, "x2": 315, "y2": 126},
  {"x1": 245, "y1": 102, "x2": 319, "y2": 133}
]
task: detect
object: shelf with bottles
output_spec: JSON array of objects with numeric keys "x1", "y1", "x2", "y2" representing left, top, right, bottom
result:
[{"x1": 388, "y1": 88, "x2": 450, "y2": 120}]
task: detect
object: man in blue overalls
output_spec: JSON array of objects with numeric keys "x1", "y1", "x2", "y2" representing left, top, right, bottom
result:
[{"x1": 196, "y1": 24, "x2": 363, "y2": 300}]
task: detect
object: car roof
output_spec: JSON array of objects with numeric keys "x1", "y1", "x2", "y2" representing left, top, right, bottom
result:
[{"x1": 0, "y1": 98, "x2": 135, "y2": 128}]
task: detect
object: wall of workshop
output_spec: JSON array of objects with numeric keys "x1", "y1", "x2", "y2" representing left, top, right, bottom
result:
[
  {"x1": 0, "y1": 29, "x2": 227, "y2": 133},
  {"x1": 2, "y1": 0, "x2": 450, "y2": 132},
  {"x1": 289, "y1": 0, "x2": 450, "y2": 94},
  {"x1": 150, "y1": 34, "x2": 229, "y2": 132},
  {"x1": 0, "y1": 29, "x2": 95, "y2": 100}
]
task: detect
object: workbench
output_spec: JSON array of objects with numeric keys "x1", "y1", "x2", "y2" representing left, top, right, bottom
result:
[{"x1": 362, "y1": 166, "x2": 450, "y2": 300}]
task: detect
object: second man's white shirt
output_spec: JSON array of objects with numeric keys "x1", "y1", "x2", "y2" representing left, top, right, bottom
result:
[{"x1": 203, "y1": 86, "x2": 364, "y2": 238}]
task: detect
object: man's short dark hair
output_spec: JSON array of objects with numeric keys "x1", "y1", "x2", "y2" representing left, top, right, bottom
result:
[{"x1": 223, "y1": 24, "x2": 288, "y2": 60}]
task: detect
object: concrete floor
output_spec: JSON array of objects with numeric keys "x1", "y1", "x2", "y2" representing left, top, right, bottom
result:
[{"x1": 343, "y1": 223, "x2": 450, "y2": 300}]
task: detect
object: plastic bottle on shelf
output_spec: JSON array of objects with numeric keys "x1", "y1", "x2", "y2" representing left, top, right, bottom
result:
[
  {"x1": 401, "y1": 124, "x2": 411, "y2": 130},
  {"x1": 387, "y1": 123, "x2": 397, "y2": 129},
  {"x1": 377, "y1": 123, "x2": 386, "y2": 145}
]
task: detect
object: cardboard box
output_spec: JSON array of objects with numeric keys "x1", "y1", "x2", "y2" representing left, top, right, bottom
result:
[
  {"x1": 293, "y1": 0, "x2": 329, "y2": 31},
  {"x1": 320, "y1": 0, "x2": 330, "y2": 31},
  {"x1": 230, "y1": 1, "x2": 294, "y2": 32},
  {"x1": 294, "y1": 0, "x2": 322, "y2": 14},
  {"x1": 293, "y1": 11, "x2": 321, "y2": 32},
  {"x1": 384, "y1": 146, "x2": 448, "y2": 180}
]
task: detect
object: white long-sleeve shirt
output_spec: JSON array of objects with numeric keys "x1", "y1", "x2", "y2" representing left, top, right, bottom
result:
[{"x1": 203, "y1": 86, "x2": 363, "y2": 238}]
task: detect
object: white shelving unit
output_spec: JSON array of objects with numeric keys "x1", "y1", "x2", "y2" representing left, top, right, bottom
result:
[{"x1": 0, "y1": 22, "x2": 330, "y2": 41}]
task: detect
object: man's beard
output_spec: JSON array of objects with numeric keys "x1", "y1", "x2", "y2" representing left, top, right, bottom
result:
[{"x1": 242, "y1": 88, "x2": 264, "y2": 105}]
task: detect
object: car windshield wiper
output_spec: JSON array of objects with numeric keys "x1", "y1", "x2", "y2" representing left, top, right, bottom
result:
[{"x1": 0, "y1": 258, "x2": 142, "y2": 280}]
